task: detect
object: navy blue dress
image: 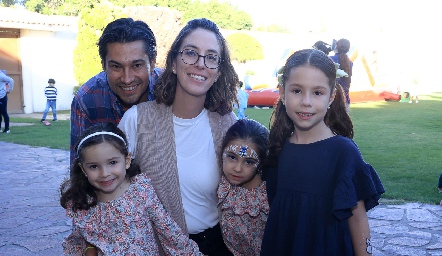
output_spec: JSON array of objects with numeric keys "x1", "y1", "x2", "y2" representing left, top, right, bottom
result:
[{"x1": 261, "y1": 136, "x2": 385, "y2": 256}]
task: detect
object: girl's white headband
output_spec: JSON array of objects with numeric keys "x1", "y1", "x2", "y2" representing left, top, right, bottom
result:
[{"x1": 76, "y1": 131, "x2": 126, "y2": 154}]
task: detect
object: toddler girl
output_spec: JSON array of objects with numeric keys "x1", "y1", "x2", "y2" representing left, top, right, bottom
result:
[
  {"x1": 60, "y1": 122, "x2": 201, "y2": 255},
  {"x1": 217, "y1": 119, "x2": 269, "y2": 255}
]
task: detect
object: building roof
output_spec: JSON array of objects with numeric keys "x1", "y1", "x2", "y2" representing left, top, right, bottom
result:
[{"x1": 0, "y1": 7, "x2": 78, "y2": 32}]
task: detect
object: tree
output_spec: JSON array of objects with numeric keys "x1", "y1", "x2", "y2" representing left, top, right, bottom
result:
[
  {"x1": 180, "y1": 0, "x2": 252, "y2": 30},
  {"x1": 73, "y1": 1, "x2": 126, "y2": 85},
  {"x1": 23, "y1": 0, "x2": 253, "y2": 30},
  {"x1": 226, "y1": 33, "x2": 264, "y2": 63},
  {"x1": 26, "y1": 0, "x2": 95, "y2": 16},
  {"x1": 72, "y1": 2, "x2": 182, "y2": 86},
  {"x1": 1, "y1": 0, "x2": 16, "y2": 7},
  {"x1": 125, "y1": 6, "x2": 182, "y2": 68}
]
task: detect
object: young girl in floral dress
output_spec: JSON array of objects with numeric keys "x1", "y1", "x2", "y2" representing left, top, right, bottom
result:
[
  {"x1": 217, "y1": 119, "x2": 269, "y2": 255},
  {"x1": 60, "y1": 123, "x2": 202, "y2": 255}
]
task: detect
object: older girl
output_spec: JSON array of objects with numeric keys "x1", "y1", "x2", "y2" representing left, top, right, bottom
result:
[{"x1": 261, "y1": 49, "x2": 384, "y2": 255}]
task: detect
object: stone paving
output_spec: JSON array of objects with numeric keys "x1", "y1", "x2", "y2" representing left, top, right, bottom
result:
[{"x1": 0, "y1": 139, "x2": 441, "y2": 255}]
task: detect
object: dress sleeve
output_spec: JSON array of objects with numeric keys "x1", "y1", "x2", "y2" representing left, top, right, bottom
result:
[
  {"x1": 142, "y1": 178, "x2": 203, "y2": 255},
  {"x1": 62, "y1": 221, "x2": 87, "y2": 256},
  {"x1": 217, "y1": 174, "x2": 231, "y2": 205},
  {"x1": 118, "y1": 105, "x2": 138, "y2": 158},
  {"x1": 333, "y1": 163, "x2": 385, "y2": 220}
]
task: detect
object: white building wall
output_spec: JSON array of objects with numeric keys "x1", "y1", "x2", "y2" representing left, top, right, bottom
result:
[{"x1": 20, "y1": 29, "x2": 77, "y2": 113}]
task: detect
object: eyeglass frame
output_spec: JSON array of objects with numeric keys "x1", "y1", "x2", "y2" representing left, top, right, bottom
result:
[{"x1": 178, "y1": 49, "x2": 222, "y2": 69}]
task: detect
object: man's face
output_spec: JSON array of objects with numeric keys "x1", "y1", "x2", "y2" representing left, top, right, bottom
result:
[{"x1": 102, "y1": 40, "x2": 151, "y2": 110}]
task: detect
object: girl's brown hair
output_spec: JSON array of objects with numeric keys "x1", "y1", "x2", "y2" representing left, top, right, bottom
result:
[
  {"x1": 60, "y1": 123, "x2": 141, "y2": 212},
  {"x1": 266, "y1": 49, "x2": 353, "y2": 168}
]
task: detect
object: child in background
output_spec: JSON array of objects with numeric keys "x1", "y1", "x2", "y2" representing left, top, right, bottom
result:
[
  {"x1": 41, "y1": 78, "x2": 58, "y2": 122},
  {"x1": 60, "y1": 122, "x2": 202, "y2": 255},
  {"x1": 312, "y1": 40, "x2": 332, "y2": 55},
  {"x1": 237, "y1": 81, "x2": 249, "y2": 119},
  {"x1": 261, "y1": 49, "x2": 385, "y2": 255},
  {"x1": 217, "y1": 119, "x2": 269, "y2": 255},
  {"x1": 409, "y1": 77, "x2": 419, "y2": 104}
]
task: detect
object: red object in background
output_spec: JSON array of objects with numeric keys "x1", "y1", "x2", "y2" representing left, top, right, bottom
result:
[
  {"x1": 246, "y1": 89, "x2": 389, "y2": 107},
  {"x1": 246, "y1": 89, "x2": 279, "y2": 107},
  {"x1": 379, "y1": 91, "x2": 401, "y2": 101}
]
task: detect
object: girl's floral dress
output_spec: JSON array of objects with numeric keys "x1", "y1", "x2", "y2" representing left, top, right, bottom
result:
[
  {"x1": 63, "y1": 173, "x2": 202, "y2": 255},
  {"x1": 217, "y1": 175, "x2": 269, "y2": 256}
]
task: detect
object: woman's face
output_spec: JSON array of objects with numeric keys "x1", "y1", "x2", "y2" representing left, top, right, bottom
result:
[{"x1": 172, "y1": 28, "x2": 221, "y2": 102}]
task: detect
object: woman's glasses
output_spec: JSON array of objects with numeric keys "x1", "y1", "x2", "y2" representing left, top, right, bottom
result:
[{"x1": 179, "y1": 49, "x2": 221, "y2": 69}]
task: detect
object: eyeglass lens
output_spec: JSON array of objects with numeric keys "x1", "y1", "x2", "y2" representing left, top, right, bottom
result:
[{"x1": 181, "y1": 49, "x2": 220, "y2": 69}]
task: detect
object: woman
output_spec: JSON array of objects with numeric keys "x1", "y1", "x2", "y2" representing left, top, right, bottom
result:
[
  {"x1": 330, "y1": 38, "x2": 353, "y2": 109},
  {"x1": 119, "y1": 18, "x2": 238, "y2": 255}
]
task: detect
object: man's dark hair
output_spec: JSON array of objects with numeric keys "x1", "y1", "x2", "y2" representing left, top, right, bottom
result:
[{"x1": 98, "y1": 18, "x2": 157, "y2": 63}]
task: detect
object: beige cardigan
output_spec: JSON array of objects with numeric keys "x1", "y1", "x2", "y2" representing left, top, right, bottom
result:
[{"x1": 135, "y1": 101, "x2": 237, "y2": 233}]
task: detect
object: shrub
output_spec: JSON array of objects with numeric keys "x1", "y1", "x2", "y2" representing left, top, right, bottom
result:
[{"x1": 226, "y1": 33, "x2": 264, "y2": 63}]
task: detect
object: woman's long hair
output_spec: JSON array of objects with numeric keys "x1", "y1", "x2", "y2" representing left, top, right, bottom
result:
[
  {"x1": 154, "y1": 18, "x2": 238, "y2": 115},
  {"x1": 335, "y1": 38, "x2": 352, "y2": 76}
]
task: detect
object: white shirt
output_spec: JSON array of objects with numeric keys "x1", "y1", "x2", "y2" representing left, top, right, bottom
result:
[{"x1": 119, "y1": 106, "x2": 219, "y2": 234}]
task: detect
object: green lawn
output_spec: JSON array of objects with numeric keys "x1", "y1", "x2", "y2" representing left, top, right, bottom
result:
[
  {"x1": 0, "y1": 114, "x2": 70, "y2": 150},
  {"x1": 240, "y1": 94, "x2": 442, "y2": 205},
  {"x1": 2, "y1": 95, "x2": 442, "y2": 204}
]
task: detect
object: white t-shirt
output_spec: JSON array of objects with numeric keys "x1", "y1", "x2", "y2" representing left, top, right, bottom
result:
[{"x1": 120, "y1": 106, "x2": 219, "y2": 234}]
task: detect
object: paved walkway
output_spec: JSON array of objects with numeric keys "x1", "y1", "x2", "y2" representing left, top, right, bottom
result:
[{"x1": 0, "y1": 140, "x2": 441, "y2": 255}]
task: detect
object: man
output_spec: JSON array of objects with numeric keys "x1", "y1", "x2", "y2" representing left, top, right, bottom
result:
[
  {"x1": 0, "y1": 70, "x2": 14, "y2": 133},
  {"x1": 70, "y1": 18, "x2": 161, "y2": 164}
]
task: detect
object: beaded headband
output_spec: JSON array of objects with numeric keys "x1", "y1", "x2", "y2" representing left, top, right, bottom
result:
[{"x1": 76, "y1": 131, "x2": 126, "y2": 154}]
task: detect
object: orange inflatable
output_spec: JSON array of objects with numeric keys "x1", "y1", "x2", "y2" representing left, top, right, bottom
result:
[{"x1": 246, "y1": 88, "x2": 279, "y2": 107}]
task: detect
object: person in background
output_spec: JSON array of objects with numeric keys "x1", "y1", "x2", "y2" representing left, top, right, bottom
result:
[
  {"x1": 261, "y1": 49, "x2": 384, "y2": 255},
  {"x1": 41, "y1": 78, "x2": 58, "y2": 122},
  {"x1": 237, "y1": 81, "x2": 249, "y2": 119},
  {"x1": 61, "y1": 122, "x2": 202, "y2": 255},
  {"x1": 313, "y1": 40, "x2": 332, "y2": 55},
  {"x1": 409, "y1": 76, "x2": 419, "y2": 103},
  {"x1": 330, "y1": 38, "x2": 353, "y2": 109},
  {"x1": 0, "y1": 70, "x2": 14, "y2": 133},
  {"x1": 217, "y1": 119, "x2": 269, "y2": 255},
  {"x1": 118, "y1": 18, "x2": 238, "y2": 255},
  {"x1": 70, "y1": 17, "x2": 162, "y2": 165}
]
